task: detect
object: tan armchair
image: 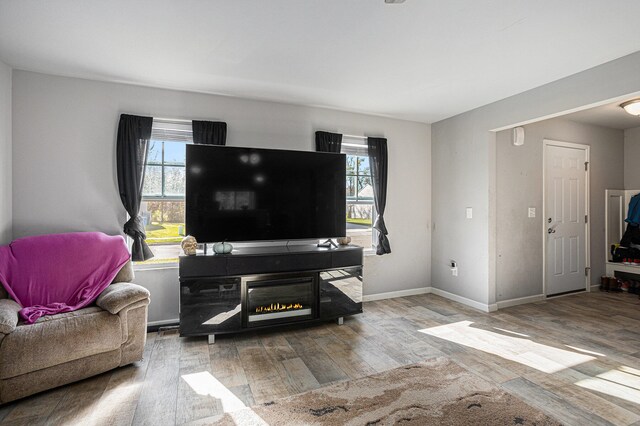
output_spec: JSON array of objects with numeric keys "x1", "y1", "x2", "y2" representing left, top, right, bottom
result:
[{"x1": 0, "y1": 261, "x2": 150, "y2": 404}]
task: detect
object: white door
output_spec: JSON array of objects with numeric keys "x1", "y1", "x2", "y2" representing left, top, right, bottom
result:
[{"x1": 544, "y1": 142, "x2": 589, "y2": 296}]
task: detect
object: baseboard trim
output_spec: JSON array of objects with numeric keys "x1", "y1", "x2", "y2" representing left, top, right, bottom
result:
[
  {"x1": 365, "y1": 286, "x2": 499, "y2": 313},
  {"x1": 590, "y1": 284, "x2": 600, "y2": 292},
  {"x1": 496, "y1": 294, "x2": 545, "y2": 309},
  {"x1": 430, "y1": 288, "x2": 498, "y2": 313},
  {"x1": 363, "y1": 287, "x2": 431, "y2": 302},
  {"x1": 147, "y1": 318, "x2": 179, "y2": 332}
]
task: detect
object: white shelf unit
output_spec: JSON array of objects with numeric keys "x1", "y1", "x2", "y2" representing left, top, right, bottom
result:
[{"x1": 605, "y1": 189, "x2": 640, "y2": 276}]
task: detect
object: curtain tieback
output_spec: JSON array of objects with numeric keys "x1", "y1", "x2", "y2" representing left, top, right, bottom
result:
[
  {"x1": 124, "y1": 216, "x2": 146, "y2": 239},
  {"x1": 373, "y1": 215, "x2": 388, "y2": 235}
]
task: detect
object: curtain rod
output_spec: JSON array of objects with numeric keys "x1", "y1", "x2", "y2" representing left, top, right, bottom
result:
[
  {"x1": 154, "y1": 117, "x2": 192, "y2": 123},
  {"x1": 152, "y1": 117, "x2": 225, "y2": 123}
]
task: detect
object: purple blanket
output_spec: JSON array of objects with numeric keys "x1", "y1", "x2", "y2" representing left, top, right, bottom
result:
[{"x1": 0, "y1": 232, "x2": 130, "y2": 324}]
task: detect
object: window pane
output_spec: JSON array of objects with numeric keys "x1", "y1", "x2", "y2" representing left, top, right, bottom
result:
[
  {"x1": 145, "y1": 200, "x2": 185, "y2": 228},
  {"x1": 147, "y1": 141, "x2": 162, "y2": 164},
  {"x1": 164, "y1": 141, "x2": 186, "y2": 165},
  {"x1": 164, "y1": 166, "x2": 186, "y2": 196},
  {"x1": 346, "y1": 176, "x2": 357, "y2": 198},
  {"x1": 357, "y1": 156, "x2": 371, "y2": 175},
  {"x1": 346, "y1": 155, "x2": 356, "y2": 174},
  {"x1": 138, "y1": 200, "x2": 185, "y2": 264},
  {"x1": 346, "y1": 203, "x2": 373, "y2": 227},
  {"x1": 357, "y1": 176, "x2": 373, "y2": 199},
  {"x1": 142, "y1": 165, "x2": 162, "y2": 196},
  {"x1": 346, "y1": 202, "x2": 373, "y2": 248}
]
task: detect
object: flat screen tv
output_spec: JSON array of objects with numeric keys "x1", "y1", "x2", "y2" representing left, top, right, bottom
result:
[{"x1": 186, "y1": 145, "x2": 346, "y2": 242}]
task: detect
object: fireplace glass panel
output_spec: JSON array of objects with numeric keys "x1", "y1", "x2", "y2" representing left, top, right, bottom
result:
[{"x1": 245, "y1": 275, "x2": 316, "y2": 326}]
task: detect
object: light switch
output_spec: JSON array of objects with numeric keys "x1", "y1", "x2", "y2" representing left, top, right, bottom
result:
[
  {"x1": 466, "y1": 207, "x2": 473, "y2": 219},
  {"x1": 528, "y1": 207, "x2": 536, "y2": 218}
]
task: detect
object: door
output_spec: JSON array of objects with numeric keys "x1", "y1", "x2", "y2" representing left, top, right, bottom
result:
[{"x1": 544, "y1": 142, "x2": 589, "y2": 296}]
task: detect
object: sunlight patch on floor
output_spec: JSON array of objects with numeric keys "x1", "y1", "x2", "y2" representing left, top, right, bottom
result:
[
  {"x1": 575, "y1": 370, "x2": 640, "y2": 405},
  {"x1": 181, "y1": 371, "x2": 246, "y2": 413},
  {"x1": 96, "y1": 381, "x2": 141, "y2": 408},
  {"x1": 493, "y1": 327, "x2": 530, "y2": 338},
  {"x1": 598, "y1": 368, "x2": 640, "y2": 391},
  {"x1": 564, "y1": 345, "x2": 606, "y2": 357},
  {"x1": 620, "y1": 366, "x2": 640, "y2": 378},
  {"x1": 419, "y1": 321, "x2": 595, "y2": 374}
]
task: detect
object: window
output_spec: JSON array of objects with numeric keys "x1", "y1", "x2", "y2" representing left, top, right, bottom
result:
[
  {"x1": 138, "y1": 119, "x2": 193, "y2": 265},
  {"x1": 342, "y1": 138, "x2": 375, "y2": 250}
]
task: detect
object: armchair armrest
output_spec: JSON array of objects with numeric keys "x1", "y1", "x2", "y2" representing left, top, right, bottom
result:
[
  {"x1": 0, "y1": 299, "x2": 21, "y2": 334},
  {"x1": 96, "y1": 283, "x2": 150, "y2": 315}
]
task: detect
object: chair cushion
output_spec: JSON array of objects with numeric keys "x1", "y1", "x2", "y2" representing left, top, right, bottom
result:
[{"x1": 0, "y1": 307, "x2": 122, "y2": 379}]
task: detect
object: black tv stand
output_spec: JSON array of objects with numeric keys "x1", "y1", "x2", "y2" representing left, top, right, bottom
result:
[
  {"x1": 179, "y1": 244, "x2": 363, "y2": 342},
  {"x1": 317, "y1": 238, "x2": 338, "y2": 249}
]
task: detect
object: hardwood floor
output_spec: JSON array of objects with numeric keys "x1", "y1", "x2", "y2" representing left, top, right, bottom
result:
[{"x1": 1, "y1": 291, "x2": 640, "y2": 425}]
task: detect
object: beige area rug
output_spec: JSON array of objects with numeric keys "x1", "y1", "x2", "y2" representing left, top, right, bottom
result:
[{"x1": 212, "y1": 357, "x2": 560, "y2": 425}]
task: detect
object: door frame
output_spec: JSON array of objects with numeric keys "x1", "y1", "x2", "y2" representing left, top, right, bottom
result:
[{"x1": 542, "y1": 139, "x2": 591, "y2": 297}]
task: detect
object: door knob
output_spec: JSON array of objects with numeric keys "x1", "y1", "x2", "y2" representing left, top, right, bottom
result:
[{"x1": 547, "y1": 228, "x2": 556, "y2": 234}]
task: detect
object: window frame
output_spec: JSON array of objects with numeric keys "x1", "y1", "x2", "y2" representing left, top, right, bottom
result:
[
  {"x1": 342, "y1": 137, "x2": 376, "y2": 253},
  {"x1": 136, "y1": 119, "x2": 193, "y2": 268}
]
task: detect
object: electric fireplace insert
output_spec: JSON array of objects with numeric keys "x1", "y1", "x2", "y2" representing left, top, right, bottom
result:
[{"x1": 242, "y1": 273, "x2": 318, "y2": 327}]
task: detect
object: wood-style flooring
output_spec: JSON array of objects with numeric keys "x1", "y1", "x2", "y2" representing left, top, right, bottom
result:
[{"x1": 1, "y1": 291, "x2": 640, "y2": 425}]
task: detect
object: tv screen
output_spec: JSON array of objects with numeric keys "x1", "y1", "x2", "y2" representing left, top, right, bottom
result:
[{"x1": 186, "y1": 145, "x2": 346, "y2": 242}]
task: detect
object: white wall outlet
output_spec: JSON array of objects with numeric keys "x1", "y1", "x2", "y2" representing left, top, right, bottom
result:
[
  {"x1": 465, "y1": 207, "x2": 473, "y2": 219},
  {"x1": 528, "y1": 207, "x2": 536, "y2": 218},
  {"x1": 451, "y1": 267, "x2": 458, "y2": 276}
]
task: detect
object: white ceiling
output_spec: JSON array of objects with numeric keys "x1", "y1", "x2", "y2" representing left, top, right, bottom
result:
[
  {"x1": 1, "y1": 0, "x2": 640, "y2": 123},
  {"x1": 564, "y1": 101, "x2": 640, "y2": 130}
]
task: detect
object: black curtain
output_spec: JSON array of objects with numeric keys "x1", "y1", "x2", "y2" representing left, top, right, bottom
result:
[
  {"x1": 368, "y1": 137, "x2": 391, "y2": 255},
  {"x1": 315, "y1": 131, "x2": 342, "y2": 153},
  {"x1": 116, "y1": 114, "x2": 154, "y2": 261},
  {"x1": 192, "y1": 120, "x2": 227, "y2": 145}
]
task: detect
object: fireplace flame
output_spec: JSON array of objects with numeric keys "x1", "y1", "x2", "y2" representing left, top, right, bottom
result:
[{"x1": 255, "y1": 302, "x2": 304, "y2": 314}]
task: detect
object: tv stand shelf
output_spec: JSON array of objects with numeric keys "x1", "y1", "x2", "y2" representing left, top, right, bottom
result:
[{"x1": 179, "y1": 245, "x2": 363, "y2": 340}]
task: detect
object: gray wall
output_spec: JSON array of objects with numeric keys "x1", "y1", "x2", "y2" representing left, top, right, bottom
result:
[
  {"x1": 496, "y1": 118, "x2": 624, "y2": 302},
  {"x1": 0, "y1": 61, "x2": 10, "y2": 244},
  {"x1": 625, "y1": 126, "x2": 640, "y2": 189},
  {"x1": 431, "y1": 110, "x2": 492, "y2": 305},
  {"x1": 11, "y1": 70, "x2": 431, "y2": 323},
  {"x1": 432, "y1": 51, "x2": 640, "y2": 308}
]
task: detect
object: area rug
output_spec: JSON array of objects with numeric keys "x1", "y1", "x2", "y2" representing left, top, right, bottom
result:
[{"x1": 212, "y1": 357, "x2": 560, "y2": 425}]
